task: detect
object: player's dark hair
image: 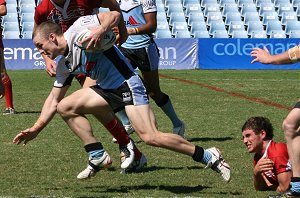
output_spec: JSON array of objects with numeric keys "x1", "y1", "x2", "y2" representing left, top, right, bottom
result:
[
  {"x1": 242, "y1": 116, "x2": 274, "y2": 140},
  {"x1": 33, "y1": 21, "x2": 63, "y2": 41}
]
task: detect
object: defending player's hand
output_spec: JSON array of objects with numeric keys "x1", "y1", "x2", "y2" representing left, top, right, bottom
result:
[
  {"x1": 12, "y1": 128, "x2": 39, "y2": 146},
  {"x1": 251, "y1": 46, "x2": 272, "y2": 64}
]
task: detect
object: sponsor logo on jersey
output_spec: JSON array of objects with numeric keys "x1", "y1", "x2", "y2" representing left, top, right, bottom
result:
[
  {"x1": 125, "y1": 16, "x2": 140, "y2": 26},
  {"x1": 80, "y1": 15, "x2": 95, "y2": 25}
]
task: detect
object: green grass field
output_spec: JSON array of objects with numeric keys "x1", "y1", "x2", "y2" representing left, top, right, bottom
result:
[{"x1": 1, "y1": 69, "x2": 299, "y2": 197}]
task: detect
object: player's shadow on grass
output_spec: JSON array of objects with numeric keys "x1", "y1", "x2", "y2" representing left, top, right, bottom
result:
[
  {"x1": 188, "y1": 137, "x2": 233, "y2": 142},
  {"x1": 85, "y1": 183, "x2": 211, "y2": 195},
  {"x1": 141, "y1": 165, "x2": 201, "y2": 173},
  {"x1": 133, "y1": 137, "x2": 233, "y2": 145},
  {"x1": 13, "y1": 110, "x2": 41, "y2": 114},
  {"x1": 106, "y1": 165, "x2": 200, "y2": 173},
  {"x1": 81, "y1": 184, "x2": 243, "y2": 197}
]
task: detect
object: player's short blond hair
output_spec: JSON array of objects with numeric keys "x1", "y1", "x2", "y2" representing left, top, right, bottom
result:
[
  {"x1": 32, "y1": 21, "x2": 63, "y2": 41},
  {"x1": 288, "y1": 45, "x2": 300, "y2": 63}
]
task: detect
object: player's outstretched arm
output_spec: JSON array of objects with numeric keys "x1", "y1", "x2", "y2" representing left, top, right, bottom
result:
[
  {"x1": 13, "y1": 127, "x2": 40, "y2": 145},
  {"x1": 251, "y1": 46, "x2": 296, "y2": 65},
  {"x1": 12, "y1": 86, "x2": 69, "y2": 145},
  {"x1": 251, "y1": 46, "x2": 272, "y2": 64}
]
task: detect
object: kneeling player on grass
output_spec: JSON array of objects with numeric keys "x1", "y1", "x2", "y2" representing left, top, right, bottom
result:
[
  {"x1": 13, "y1": 11, "x2": 145, "y2": 179},
  {"x1": 13, "y1": 12, "x2": 231, "y2": 181}
]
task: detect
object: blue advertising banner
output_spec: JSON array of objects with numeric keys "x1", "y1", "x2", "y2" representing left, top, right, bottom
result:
[
  {"x1": 154, "y1": 38, "x2": 198, "y2": 70},
  {"x1": 198, "y1": 38, "x2": 300, "y2": 70},
  {"x1": 3, "y1": 38, "x2": 300, "y2": 70},
  {"x1": 3, "y1": 38, "x2": 199, "y2": 70},
  {"x1": 3, "y1": 39, "x2": 44, "y2": 70}
]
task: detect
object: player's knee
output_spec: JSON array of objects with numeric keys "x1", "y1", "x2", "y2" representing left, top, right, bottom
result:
[
  {"x1": 57, "y1": 100, "x2": 72, "y2": 117},
  {"x1": 139, "y1": 132, "x2": 160, "y2": 146},
  {"x1": 143, "y1": 138, "x2": 159, "y2": 147},
  {"x1": 56, "y1": 102, "x2": 65, "y2": 116}
]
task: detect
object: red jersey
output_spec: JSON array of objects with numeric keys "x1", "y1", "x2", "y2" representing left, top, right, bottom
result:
[
  {"x1": 34, "y1": 0, "x2": 102, "y2": 32},
  {"x1": 253, "y1": 140, "x2": 291, "y2": 186},
  {"x1": 0, "y1": 0, "x2": 6, "y2": 49}
]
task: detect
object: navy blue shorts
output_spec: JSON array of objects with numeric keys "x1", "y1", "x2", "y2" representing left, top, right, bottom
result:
[
  {"x1": 119, "y1": 42, "x2": 160, "y2": 72},
  {"x1": 90, "y1": 75, "x2": 149, "y2": 112}
]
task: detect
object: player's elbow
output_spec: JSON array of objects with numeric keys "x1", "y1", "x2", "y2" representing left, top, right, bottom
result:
[
  {"x1": 277, "y1": 182, "x2": 291, "y2": 192},
  {"x1": 277, "y1": 186, "x2": 289, "y2": 193},
  {"x1": 113, "y1": 11, "x2": 121, "y2": 18},
  {"x1": 111, "y1": 11, "x2": 121, "y2": 25}
]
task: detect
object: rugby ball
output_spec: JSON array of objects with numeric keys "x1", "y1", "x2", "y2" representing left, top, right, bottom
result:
[{"x1": 75, "y1": 29, "x2": 116, "y2": 52}]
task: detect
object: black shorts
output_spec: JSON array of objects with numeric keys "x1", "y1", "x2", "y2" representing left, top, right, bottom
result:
[
  {"x1": 119, "y1": 42, "x2": 160, "y2": 72},
  {"x1": 90, "y1": 75, "x2": 149, "y2": 113}
]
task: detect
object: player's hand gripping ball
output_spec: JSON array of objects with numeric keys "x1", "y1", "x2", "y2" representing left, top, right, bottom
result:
[{"x1": 75, "y1": 29, "x2": 116, "y2": 52}]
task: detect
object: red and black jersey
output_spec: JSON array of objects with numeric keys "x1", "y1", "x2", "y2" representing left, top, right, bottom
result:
[
  {"x1": 34, "y1": 0, "x2": 102, "y2": 32},
  {"x1": 253, "y1": 141, "x2": 291, "y2": 186}
]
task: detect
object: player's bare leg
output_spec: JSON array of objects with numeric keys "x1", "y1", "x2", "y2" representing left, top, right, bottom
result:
[
  {"x1": 282, "y1": 107, "x2": 300, "y2": 195},
  {"x1": 0, "y1": 49, "x2": 15, "y2": 115},
  {"x1": 141, "y1": 70, "x2": 185, "y2": 137},
  {"x1": 57, "y1": 88, "x2": 141, "y2": 177},
  {"x1": 125, "y1": 104, "x2": 231, "y2": 182},
  {"x1": 57, "y1": 89, "x2": 112, "y2": 179},
  {"x1": 57, "y1": 88, "x2": 110, "y2": 144},
  {"x1": 125, "y1": 104, "x2": 192, "y2": 153}
]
